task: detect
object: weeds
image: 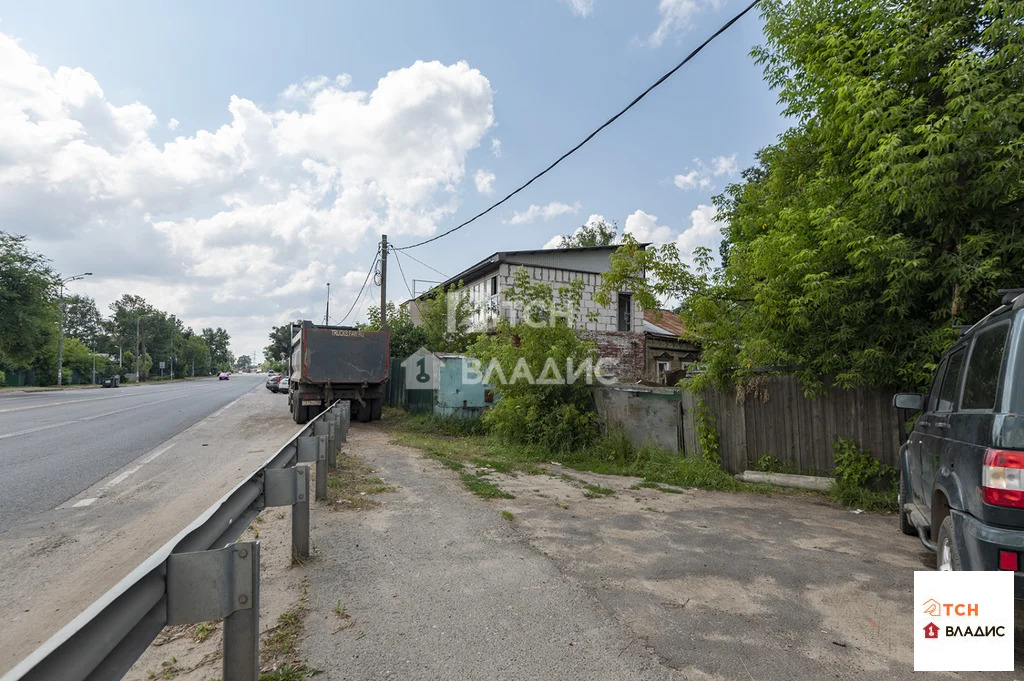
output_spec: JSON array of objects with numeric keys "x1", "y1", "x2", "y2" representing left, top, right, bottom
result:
[
  {"x1": 501, "y1": 510, "x2": 515, "y2": 521},
  {"x1": 325, "y1": 453, "x2": 396, "y2": 510},
  {"x1": 829, "y1": 438, "x2": 898, "y2": 512},
  {"x1": 193, "y1": 622, "x2": 216, "y2": 643},
  {"x1": 459, "y1": 473, "x2": 514, "y2": 499},
  {"x1": 582, "y1": 484, "x2": 615, "y2": 498}
]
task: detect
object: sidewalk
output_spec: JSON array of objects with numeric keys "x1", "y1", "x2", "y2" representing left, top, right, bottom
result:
[{"x1": 299, "y1": 426, "x2": 677, "y2": 681}]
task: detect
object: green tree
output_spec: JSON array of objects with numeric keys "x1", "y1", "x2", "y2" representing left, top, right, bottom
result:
[
  {"x1": 182, "y1": 334, "x2": 211, "y2": 376},
  {"x1": 62, "y1": 294, "x2": 104, "y2": 343},
  {"x1": 549, "y1": 218, "x2": 618, "y2": 248},
  {"x1": 362, "y1": 303, "x2": 428, "y2": 359},
  {"x1": 416, "y1": 283, "x2": 476, "y2": 353},
  {"x1": 604, "y1": 0, "x2": 1024, "y2": 393},
  {"x1": 0, "y1": 232, "x2": 57, "y2": 369},
  {"x1": 201, "y1": 327, "x2": 233, "y2": 370},
  {"x1": 468, "y1": 268, "x2": 599, "y2": 452},
  {"x1": 264, "y1": 324, "x2": 292, "y2": 365},
  {"x1": 234, "y1": 354, "x2": 253, "y2": 371}
]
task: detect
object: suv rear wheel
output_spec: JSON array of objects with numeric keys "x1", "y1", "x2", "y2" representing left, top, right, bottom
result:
[{"x1": 936, "y1": 515, "x2": 961, "y2": 571}]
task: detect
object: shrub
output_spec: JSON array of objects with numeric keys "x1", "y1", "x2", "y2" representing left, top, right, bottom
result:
[{"x1": 829, "y1": 438, "x2": 898, "y2": 511}]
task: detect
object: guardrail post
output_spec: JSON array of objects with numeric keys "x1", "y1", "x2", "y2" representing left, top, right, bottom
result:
[
  {"x1": 316, "y1": 435, "x2": 328, "y2": 501},
  {"x1": 338, "y1": 400, "x2": 349, "y2": 442},
  {"x1": 223, "y1": 542, "x2": 260, "y2": 681},
  {"x1": 292, "y1": 466, "x2": 310, "y2": 558}
]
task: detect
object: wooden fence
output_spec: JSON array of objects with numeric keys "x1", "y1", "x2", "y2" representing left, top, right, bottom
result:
[{"x1": 680, "y1": 376, "x2": 902, "y2": 475}]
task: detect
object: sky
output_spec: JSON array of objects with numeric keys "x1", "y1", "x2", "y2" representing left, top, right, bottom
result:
[{"x1": 0, "y1": 0, "x2": 788, "y2": 361}]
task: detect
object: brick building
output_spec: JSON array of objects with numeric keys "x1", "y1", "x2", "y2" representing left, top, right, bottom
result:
[{"x1": 404, "y1": 244, "x2": 648, "y2": 382}]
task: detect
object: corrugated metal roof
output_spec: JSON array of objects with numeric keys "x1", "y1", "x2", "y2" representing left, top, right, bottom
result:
[{"x1": 643, "y1": 309, "x2": 686, "y2": 336}]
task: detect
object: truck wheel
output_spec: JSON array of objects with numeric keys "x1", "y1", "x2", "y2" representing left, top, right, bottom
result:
[
  {"x1": 936, "y1": 515, "x2": 961, "y2": 571},
  {"x1": 357, "y1": 401, "x2": 372, "y2": 422},
  {"x1": 370, "y1": 398, "x2": 383, "y2": 421},
  {"x1": 292, "y1": 393, "x2": 308, "y2": 424},
  {"x1": 898, "y1": 472, "x2": 915, "y2": 536}
]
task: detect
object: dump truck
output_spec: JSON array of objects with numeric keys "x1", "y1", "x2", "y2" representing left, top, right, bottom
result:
[{"x1": 287, "y1": 320, "x2": 390, "y2": 424}]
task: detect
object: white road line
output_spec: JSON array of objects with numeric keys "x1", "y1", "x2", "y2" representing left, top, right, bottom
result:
[
  {"x1": 141, "y1": 442, "x2": 176, "y2": 464},
  {"x1": 72, "y1": 498, "x2": 98, "y2": 508},
  {"x1": 105, "y1": 466, "x2": 141, "y2": 488}
]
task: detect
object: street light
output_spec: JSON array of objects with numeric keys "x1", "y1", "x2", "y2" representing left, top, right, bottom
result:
[{"x1": 56, "y1": 272, "x2": 93, "y2": 386}]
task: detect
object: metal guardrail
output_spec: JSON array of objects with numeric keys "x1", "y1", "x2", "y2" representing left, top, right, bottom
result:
[{"x1": 2, "y1": 400, "x2": 351, "y2": 681}]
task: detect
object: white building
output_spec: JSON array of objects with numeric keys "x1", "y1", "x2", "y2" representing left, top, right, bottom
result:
[{"x1": 404, "y1": 245, "x2": 648, "y2": 382}]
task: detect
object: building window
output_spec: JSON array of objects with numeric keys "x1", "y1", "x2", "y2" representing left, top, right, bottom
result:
[
  {"x1": 657, "y1": 360, "x2": 671, "y2": 374},
  {"x1": 617, "y1": 293, "x2": 632, "y2": 332},
  {"x1": 489, "y1": 275, "x2": 498, "y2": 296}
]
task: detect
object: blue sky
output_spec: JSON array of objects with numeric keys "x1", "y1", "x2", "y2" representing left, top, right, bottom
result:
[{"x1": 0, "y1": 0, "x2": 787, "y2": 357}]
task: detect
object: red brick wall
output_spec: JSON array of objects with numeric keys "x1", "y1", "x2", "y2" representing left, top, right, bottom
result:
[{"x1": 583, "y1": 330, "x2": 645, "y2": 384}]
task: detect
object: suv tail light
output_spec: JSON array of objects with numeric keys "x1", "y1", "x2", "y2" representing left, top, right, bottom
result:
[{"x1": 982, "y1": 449, "x2": 1024, "y2": 508}]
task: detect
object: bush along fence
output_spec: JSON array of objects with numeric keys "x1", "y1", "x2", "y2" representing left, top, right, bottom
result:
[{"x1": 679, "y1": 375, "x2": 902, "y2": 476}]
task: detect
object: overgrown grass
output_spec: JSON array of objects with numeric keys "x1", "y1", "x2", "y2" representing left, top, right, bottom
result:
[
  {"x1": 385, "y1": 408, "x2": 770, "y2": 496},
  {"x1": 325, "y1": 452, "x2": 397, "y2": 510},
  {"x1": 582, "y1": 484, "x2": 615, "y2": 498},
  {"x1": 459, "y1": 472, "x2": 514, "y2": 499}
]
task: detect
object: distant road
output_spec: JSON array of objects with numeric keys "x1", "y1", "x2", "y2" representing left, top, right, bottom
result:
[{"x1": 0, "y1": 377, "x2": 261, "y2": 524}]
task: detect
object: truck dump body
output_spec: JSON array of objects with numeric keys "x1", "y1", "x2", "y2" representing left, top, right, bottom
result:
[{"x1": 293, "y1": 324, "x2": 389, "y2": 384}]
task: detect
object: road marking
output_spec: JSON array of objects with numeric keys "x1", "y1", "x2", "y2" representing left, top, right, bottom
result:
[
  {"x1": 72, "y1": 498, "x2": 98, "y2": 507},
  {"x1": 105, "y1": 467, "x2": 142, "y2": 488},
  {"x1": 141, "y1": 442, "x2": 175, "y2": 464}
]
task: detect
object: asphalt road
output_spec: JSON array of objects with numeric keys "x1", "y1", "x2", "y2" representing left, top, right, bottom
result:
[
  {"x1": 0, "y1": 377, "x2": 261, "y2": 525},
  {"x1": 0, "y1": 374, "x2": 308, "y2": 673}
]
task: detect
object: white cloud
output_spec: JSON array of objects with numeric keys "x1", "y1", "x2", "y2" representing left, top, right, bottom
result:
[
  {"x1": 648, "y1": 0, "x2": 724, "y2": 47},
  {"x1": 167, "y1": 117, "x2": 179, "y2": 131},
  {"x1": 474, "y1": 168, "x2": 495, "y2": 194},
  {"x1": 0, "y1": 30, "x2": 495, "y2": 356},
  {"x1": 673, "y1": 170, "x2": 712, "y2": 191},
  {"x1": 675, "y1": 204, "x2": 724, "y2": 269},
  {"x1": 490, "y1": 137, "x2": 502, "y2": 157},
  {"x1": 624, "y1": 209, "x2": 673, "y2": 242},
  {"x1": 505, "y1": 200, "x2": 581, "y2": 225},
  {"x1": 562, "y1": 0, "x2": 595, "y2": 17},
  {"x1": 672, "y1": 153, "x2": 739, "y2": 192},
  {"x1": 710, "y1": 154, "x2": 737, "y2": 176}
]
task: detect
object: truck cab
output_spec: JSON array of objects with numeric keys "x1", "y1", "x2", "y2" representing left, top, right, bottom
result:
[{"x1": 895, "y1": 289, "x2": 1024, "y2": 594}]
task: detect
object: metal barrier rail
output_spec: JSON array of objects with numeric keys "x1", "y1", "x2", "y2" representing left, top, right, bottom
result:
[{"x1": 2, "y1": 400, "x2": 351, "y2": 681}]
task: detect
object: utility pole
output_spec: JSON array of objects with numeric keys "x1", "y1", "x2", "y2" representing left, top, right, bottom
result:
[
  {"x1": 325, "y1": 283, "x2": 331, "y2": 325},
  {"x1": 380, "y1": 234, "x2": 388, "y2": 330}
]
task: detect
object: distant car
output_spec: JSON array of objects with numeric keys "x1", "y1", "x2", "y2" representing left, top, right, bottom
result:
[
  {"x1": 218, "y1": 372, "x2": 230, "y2": 380},
  {"x1": 266, "y1": 375, "x2": 282, "y2": 392},
  {"x1": 267, "y1": 369, "x2": 276, "y2": 377},
  {"x1": 278, "y1": 376, "x2": 289, "y2": 393},
  {"x1": 101, "y1": 377, "x2": 120, "y2": 388}
]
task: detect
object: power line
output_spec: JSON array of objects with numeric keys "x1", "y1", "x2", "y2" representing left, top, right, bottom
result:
[
  {"x1": 337, "y1": 249, "x2": 380, "y2": 325},
  {"x1": 391, "y1": 248, "x2": 452, "y2": 342},
  {"x1": 392, "y1": 247, "x2": 449, "y2": 279},
  {"x1": 392, "y1": 0, "x2": 761, "y2": 251}
]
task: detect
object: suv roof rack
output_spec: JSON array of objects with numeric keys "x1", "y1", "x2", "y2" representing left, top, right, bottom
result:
[
  {"x1": 998, "y1": 288, "x2": 1024, "y2": 306},
  {"x1": 960, "y1": 288, "x2": 1024, "y2": 339}
]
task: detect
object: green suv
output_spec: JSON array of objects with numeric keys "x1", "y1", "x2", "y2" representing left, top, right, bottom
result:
[{"x1": 894, "y1": 289, "x2": 1024, "y2": 593}]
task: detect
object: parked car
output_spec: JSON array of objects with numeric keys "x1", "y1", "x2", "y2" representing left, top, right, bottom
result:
[
  {"x1": 218, "y1": 372, "x2": 230, "y2": 380},
  {"x1": 266, "y1": 375, "x2": 282, "y2": 392},
  {"x1": 267, "y1": 369, "x2": 276, "y2": 377},
  {"x1": 278, "y1": 376, "x2": 289, "y2": 393},
  {"x1": 101, "y1": 376, "x2": 120, "y2": 388},
  {"x1": 894, "y1": 288, "x2": 1024, "y2": 593}
]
